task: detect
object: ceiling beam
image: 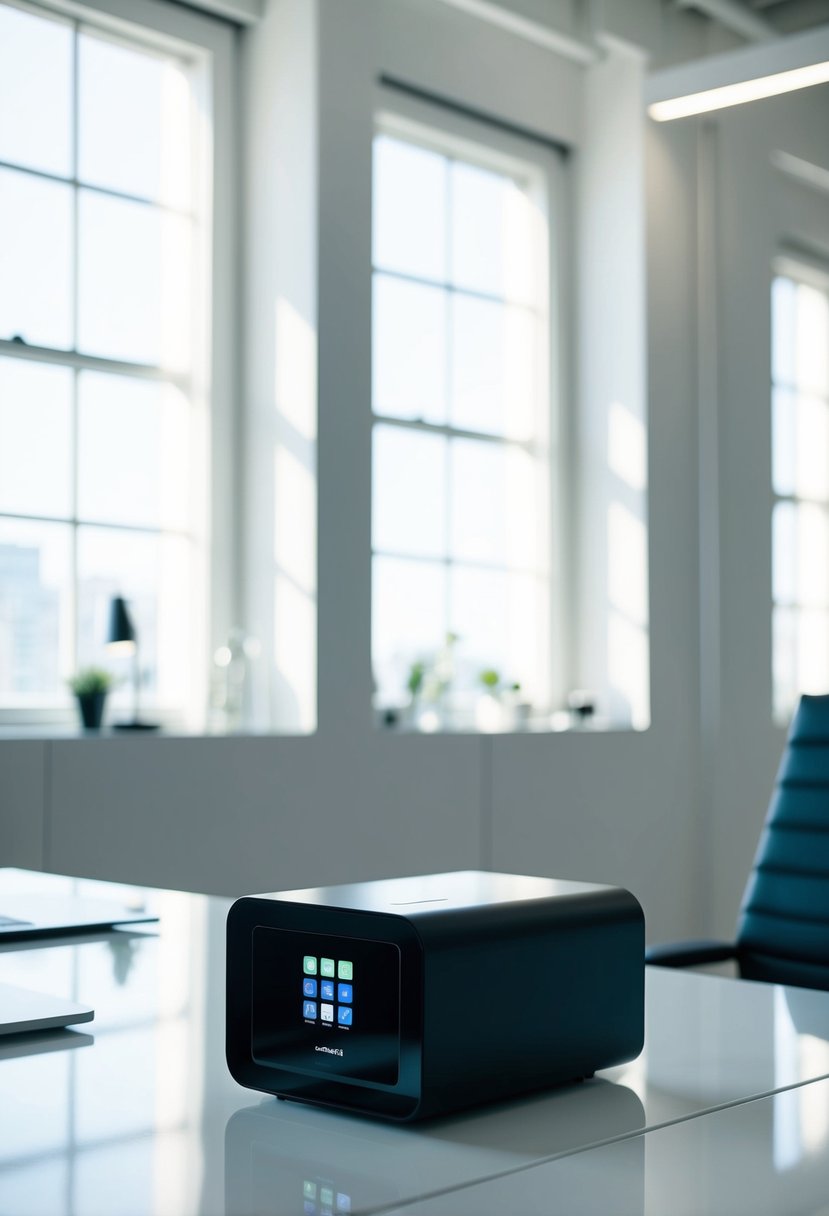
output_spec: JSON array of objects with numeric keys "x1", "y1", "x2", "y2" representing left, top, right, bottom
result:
[
  {"x1": 674, "y1": 0, "x2": 778, "y2": 41},
  {"x1": 430, "y1": 0, "x2": 599, "y2": 64},
  {"x1": 647, "y1": 22, "x2": 829, "y2": 117}
]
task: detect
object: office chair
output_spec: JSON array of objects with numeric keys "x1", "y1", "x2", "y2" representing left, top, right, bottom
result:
[{"x1": 647, "y1": 693, "x2": 829, "y2": 992}]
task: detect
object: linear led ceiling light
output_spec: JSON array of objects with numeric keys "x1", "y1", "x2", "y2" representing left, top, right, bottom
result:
[{"x1": 647, "y1": 25, "x2": 829, "y2": 121}]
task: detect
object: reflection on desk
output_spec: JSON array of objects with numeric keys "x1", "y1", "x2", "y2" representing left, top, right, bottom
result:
[
  {"x1": 391, "y1": 1075, "x2": 829, "y2": 1216},
  {"x1": 0, "y1": 1029, "x2": 93, "y2": 1063},
  {"x1": 0, "y1": 870, "x2": 829, "y2": 1216},
  {"x1": 225, "y1": 1082, "x2": 645, "y2": 1216}
]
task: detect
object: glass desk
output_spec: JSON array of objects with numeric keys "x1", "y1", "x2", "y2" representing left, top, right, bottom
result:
[
  {"x1": 391, "y1": 1075, "x2": 829, "y2": 1216},
  {"x1": 1, "y1": 868, "x2": 828, "y2": 1216}
]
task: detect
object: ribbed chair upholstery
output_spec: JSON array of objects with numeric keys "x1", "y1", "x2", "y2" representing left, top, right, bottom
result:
[
  {"x1": 736, "y1": 694, "x2": 829, "y2": 989},
  {"x1": 647, "y1": 694, "x2": 829, "y2": 992}
]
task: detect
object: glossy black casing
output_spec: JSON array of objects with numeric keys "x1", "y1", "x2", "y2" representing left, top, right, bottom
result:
[{"x1": 226, "y1": 870, "x2": 644, "y2": 1121}]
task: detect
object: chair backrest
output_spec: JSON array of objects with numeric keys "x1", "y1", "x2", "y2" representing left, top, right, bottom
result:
[{"x1": 736, "y1": 694, "x2": 829, "y2": 991}]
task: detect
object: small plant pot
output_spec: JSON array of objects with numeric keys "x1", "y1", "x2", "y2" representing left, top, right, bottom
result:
[{"x1": 76, "y1": 691, "x2": 107, "y2": 732}]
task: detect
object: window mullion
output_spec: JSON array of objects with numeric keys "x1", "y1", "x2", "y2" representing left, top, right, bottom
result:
[
  {"x1": 71, "y1": 15, "x2": 79, "y2": 355},
  {"x1": 371, "y1": 265, "x2": 538, "y2": 314},
  {"x1": 371, "y1": 413, "x2": 538, "y2": 453},
  {"x1": 69, "y1": 365, "x2": 79, "y2": 682},
  {"x1": 0, "y1": 339, "x2": 185, "y2": 386},
  {"x1": 373, "y1": 546, "x2": 535, "y2": 578},
  {"x1": 69, "y1": 17, "x2": 80, "y2": 681},
  {"x1": 0, "y1": 158, "x2": 195, "y2": 218},
  {"x1": 443, "y1": 155, "x2": 454, "y2": 652}
]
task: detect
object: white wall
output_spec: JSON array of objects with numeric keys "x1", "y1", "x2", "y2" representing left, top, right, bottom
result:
[
  {"x1": 3, "y1": 0, "x2": 824, "y2": 946},
  {"x1": 640, "y1": 80, "x2": 829, "y2": 936},
  {"x1": 243, "y1": 0, "x2": 318, "y2": 733},
  {"x1": 577, "y1": 39, "x2": 650, "y2": 729},
  {"x1": 706, "y1": 87, "x2": 829, "y2": 932}
]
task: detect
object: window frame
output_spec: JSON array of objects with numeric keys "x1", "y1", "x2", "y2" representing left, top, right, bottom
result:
[
  {"x1": 771, "y1": 251, "x2": 829, "y2": 725},
  {"x1": 369, "y1": 89, "x2": 570, "y2": 727},
  {"x1": 0, "y1": 0, "x2": 238, "y2": 732}
]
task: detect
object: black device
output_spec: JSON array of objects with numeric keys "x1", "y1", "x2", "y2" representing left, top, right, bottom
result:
[{"x1": 226, "y1": 870, "x2": 645, "y2": 1122}]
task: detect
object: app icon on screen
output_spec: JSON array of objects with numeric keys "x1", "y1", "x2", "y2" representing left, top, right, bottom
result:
[
  {"x1": 338, "y1": 960, "x2": 353, "y2": 980},
  {"x1": 336, "y1": 1194, "x2": 351, "y2": 1213},
  {"x1": 320, "y1": 1188, "x2": 334, "y2": 1206},
  {"x1": 337, "y1": 983, "x2": 352, "y2": 1003},
  {"x1": 303, "y1": 1001, "x2": 317, "y2": 1019},
  {"x1": 337, "y1": 1006, "x2": 353, "y2": 1026},
  {"x1": 303, "y1": 956, "x2": 318, "y2": 975},
  {"x1": 303, "y1": 1182, "x2": 317, "y2": 1200},
  {"x1": 321, "y1": 958, "x2": 335, "y2": 977},
  {"x1": 303, "y1": 1202, "x2": 315, "y2": 1216},
  {"x1": 303, "y1": 978, "x2": 318, "y2": 998},
  {"x1": 321, "y1": 1002, "x2": 334, "y2": 1022},
  {"x1": 321, "y1": 980, "x2": 335, "y2": 1001}
]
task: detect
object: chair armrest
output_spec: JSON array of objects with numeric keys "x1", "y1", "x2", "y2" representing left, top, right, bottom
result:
[{"x1": 645, "y1": 940, "x2": 737, "y2": 968}]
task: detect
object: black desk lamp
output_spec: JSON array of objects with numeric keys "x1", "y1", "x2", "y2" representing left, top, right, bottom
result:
[{"x1": 107, "y1": 596, "x2": 159, "y2": 732}]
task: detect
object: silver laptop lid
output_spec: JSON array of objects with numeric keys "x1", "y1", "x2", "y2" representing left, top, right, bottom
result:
[
  {"x1": 0, "y1": 982, "x2": 94, "y2": 1036},
  {"x1": 0, "y1": 895, "x2": 158, "y2": 940}
]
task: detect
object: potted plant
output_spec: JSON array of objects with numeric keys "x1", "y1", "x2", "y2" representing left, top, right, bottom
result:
[
  {"x1": 417, "y1": 633, "x2": 458, "y2": 732},
  {"x1": 68, "y1": 668, "x2": 114, "y2": 732},
  {"x1": 476, "y1": 668, "x2": 504, "y2": 732},
  {"x1": 407, "y1": 660, "x2": 426, "y2": 703},
  {"x1": 476, "y1": 669, "x2": 527, "y2": 732}
]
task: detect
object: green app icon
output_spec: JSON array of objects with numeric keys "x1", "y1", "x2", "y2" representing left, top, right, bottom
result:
[
  {"x1": 303, "y1": 1181, "x2": 317, "y2": 1199},
  {"x1": 320, "y1": 1188, "x2": 334, "y2": 1206},
  {"x1": 338, "y1": 960, "x2": 353, "y2": 980},
  {"x1": 303, "y1": 956, "x2": 317, "y2": 975},
  {"x1": 321, "y1": 958, "x2": 335, "y2": 977}
]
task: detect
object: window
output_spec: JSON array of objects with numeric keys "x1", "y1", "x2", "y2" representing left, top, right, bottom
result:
[
  {"x1": 371, "y1": 112, "x2": 560, "y2": 731},
  {"x1": 771, "y1": 258, "x2": 829, "y2": 722},
  {"x1": 0, "y1": 0, "x2": 211, "y2": 724}
]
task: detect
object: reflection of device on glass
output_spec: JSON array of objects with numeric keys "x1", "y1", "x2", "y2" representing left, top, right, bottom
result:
[
  {"x1": 225, "y1": 1106, "x2": 401, "y2": 1215},
  {"x1": 226, "y1": 870, "x2": 645, "y2": 1121},
  {"x1": 0, "y1": 982, "x2": 93, "y2": 1036},
  {"x1": 301, "y1": 1174, "x2": 352, "y2": 1215},
  {"x1": 225, "y1": 1081, "x2": 646, "y2": 1213}
]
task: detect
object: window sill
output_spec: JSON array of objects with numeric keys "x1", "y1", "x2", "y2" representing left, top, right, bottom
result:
[
  {"x1": 0, "y1": 711, "x2": 190, "y2": 741},
  {"x1": 0, "y1": 724, "x2": 180, "y2": 741},
  {"x1": 0, "y1": 723, "x2": 311, "y2": 742},
  {"x1": 374, "y1": 708, "x2": 649, "y2": 736}
]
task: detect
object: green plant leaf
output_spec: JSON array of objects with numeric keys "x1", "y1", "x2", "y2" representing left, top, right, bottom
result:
[{"x1": 67, "y1": 667, "x2": 114, "y2": 696}]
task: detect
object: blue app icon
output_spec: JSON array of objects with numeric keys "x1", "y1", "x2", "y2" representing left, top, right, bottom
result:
[
  {"x1": 320, "y1": 980, "x2": 335, "y2": 1001},
  {"x1": 337, "y1": 983, "x2": 352, "y2": 1004},
  {"x1": 303, "y1": 978, "x2": 317, "y2": 998},
  {"x1": 337, "y1": 1006, "x2": 353, "y2": 1026},
  {"x1": 303, "y1": 1000, "x2": 317, "y2": 1019}
]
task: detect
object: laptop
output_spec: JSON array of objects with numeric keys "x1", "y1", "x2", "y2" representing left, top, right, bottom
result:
[
  {"x1": 0, "y1": 894, "x2": 159, "y2": 941},
  {"x1": 0, "y1": 874, "x2": 159, "y2": 1035},
  {"x1": 0, "y1": 982, "x2": 93, "y2": 1036}
]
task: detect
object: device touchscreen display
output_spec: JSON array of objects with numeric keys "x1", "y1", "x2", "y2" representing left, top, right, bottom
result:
[{"x1": 251, "y1": 927, "x2": 401, "y2": 1086}]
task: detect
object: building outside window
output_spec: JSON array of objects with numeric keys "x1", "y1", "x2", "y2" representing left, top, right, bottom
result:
[
  {"x1": 0, "y1": 0, "x2": 211, "y2": 725},
  {"x1": 370, "y1": 110, "x2": 562, "y2": 731},
  {"x1": 771, "y1": 257, "x2": 829, "y2": 722}
]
